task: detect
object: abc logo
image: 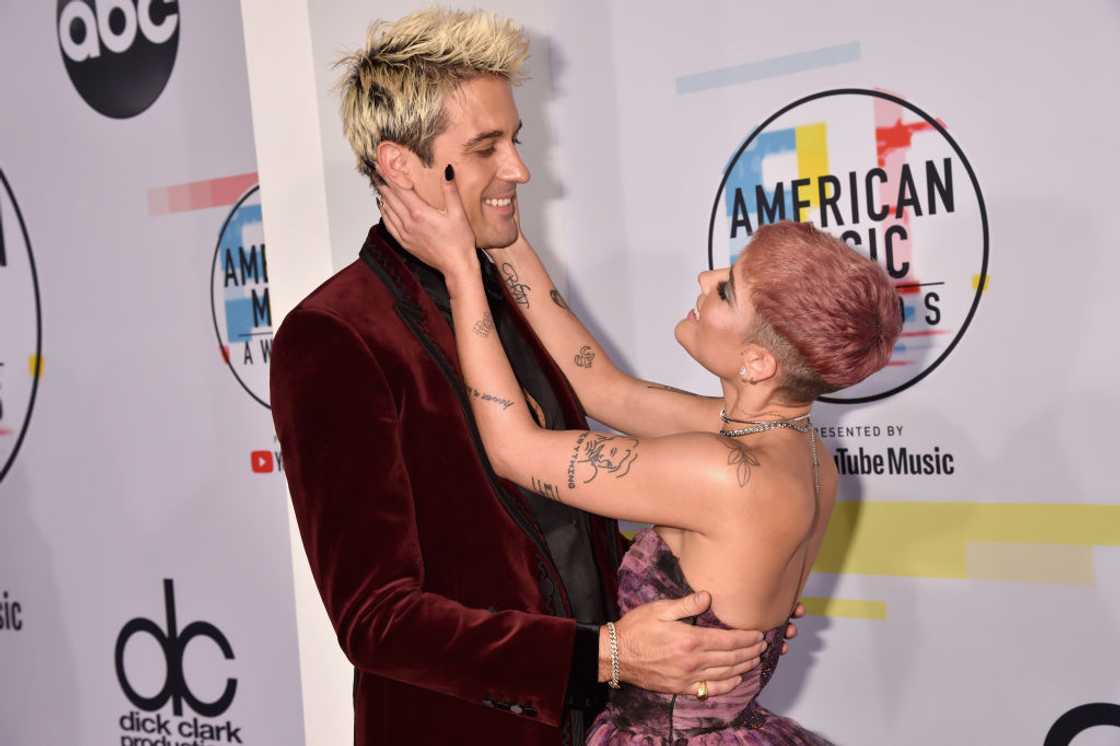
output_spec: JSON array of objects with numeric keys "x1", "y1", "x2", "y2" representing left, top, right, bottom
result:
[
  {"x1": 114, "y1": 579, "x2": 237, "y2": 718},
  {"x1": 57, "y1": 0, "x2": 180, "y2": 119}
]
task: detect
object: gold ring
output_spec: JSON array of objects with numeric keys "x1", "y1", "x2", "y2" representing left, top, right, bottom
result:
[{"x1": 696, "y1": 681, "x2": 708, "y2": 700}]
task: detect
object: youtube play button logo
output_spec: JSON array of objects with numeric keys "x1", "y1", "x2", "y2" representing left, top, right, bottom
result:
[{"x1": 250, "y1": 450, "x2": 274, "y2": 473}]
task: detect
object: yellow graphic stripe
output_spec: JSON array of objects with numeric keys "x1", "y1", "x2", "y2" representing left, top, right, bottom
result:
[
  {"x1": 971, "y1": 273, "x2": 990, "y2": 292},
  {"x1": 966, "y1": 542, "x2": 1095, "y2": 585},
  {"x1": 815, "y1": 502, "x2": 1120, "y2": 580},
  {"x1": 28, "y1": 355, "x2": 43, "y2": 378},
  {"x1": 802, "y1": 597, "x2": 886, "y2": 620},
  {"x1": 795, "y1": 123, "x2": 829, "y2": 212}
]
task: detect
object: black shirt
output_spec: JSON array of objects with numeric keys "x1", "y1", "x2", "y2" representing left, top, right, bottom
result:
[{"x1": 385, "y1": 226, "x2": 607, "y2": 715}]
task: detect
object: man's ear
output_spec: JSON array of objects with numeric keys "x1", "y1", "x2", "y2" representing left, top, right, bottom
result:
[{"x1": 375, "y1": 141, "x2": 416, "y2": 189}]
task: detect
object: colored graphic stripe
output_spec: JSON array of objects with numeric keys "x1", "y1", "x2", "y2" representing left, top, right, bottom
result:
[
  {"x1": 148, "y1": 172, "x2": 258, "y2": 216},
  {"x1": 0, "y1": 428, "x2": 12, "y2": 436},
  {"x1": 795, "y1": 124, "x2": 829, "y2": 210},
  {"x1": 966, "y1": 542, "x2": 1094, "y2": 585},
  {"x1": 28, "y1": 355, "x2": 43, "y2": 377},
  {"x1": 815, "y1": 501, "x2": 1120, "y2": 582},
  {"x1": 801, "y1": 597, "x2": 886, "y2": 620},
  {"x1": 676, "y1": 42, "x2": 862, "y2": 94},
  {"x1": 971, "y1": 273, "x2": 990, "y2": 291}
]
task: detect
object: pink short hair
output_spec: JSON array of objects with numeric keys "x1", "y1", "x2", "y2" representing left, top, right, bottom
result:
[{"x1": 741, "y1": 221, "x2": 902, "y2": 401}]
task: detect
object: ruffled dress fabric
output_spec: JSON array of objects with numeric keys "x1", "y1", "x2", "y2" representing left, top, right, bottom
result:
[{"x1": 586, "y1": 528, "x2": 835, "y2": 745}]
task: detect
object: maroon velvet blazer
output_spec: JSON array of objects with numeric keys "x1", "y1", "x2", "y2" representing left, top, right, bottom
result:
[{"x1": 270, "y1": 226, "x2": 627, "y2": 745}]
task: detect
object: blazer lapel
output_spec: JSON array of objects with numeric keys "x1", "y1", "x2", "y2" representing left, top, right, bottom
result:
[{"x1": 358, "y1": 225, "x2": 579, "y2": 617}]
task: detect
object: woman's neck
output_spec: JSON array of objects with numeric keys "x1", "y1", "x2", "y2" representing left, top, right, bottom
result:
[{"x1": 719, "y1": 381, "x2": 812, "y2": 423}]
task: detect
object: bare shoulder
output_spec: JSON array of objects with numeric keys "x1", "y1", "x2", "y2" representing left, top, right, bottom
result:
[
  {"x1": 649, "y1": 432, "x2": 773, "y2": 491},
  {"x1": 701, "y1": 434, "x2": 823, "y2": 522}
]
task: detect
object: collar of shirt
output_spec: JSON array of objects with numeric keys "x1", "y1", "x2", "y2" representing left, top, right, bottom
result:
[{"x1": 376, "y1": 222, "x2": 505, "y2": 319}]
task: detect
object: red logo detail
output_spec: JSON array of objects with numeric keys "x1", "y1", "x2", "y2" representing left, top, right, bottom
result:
[{"x1": 250, "y1": 450, "x2": 274, "y2": 473}]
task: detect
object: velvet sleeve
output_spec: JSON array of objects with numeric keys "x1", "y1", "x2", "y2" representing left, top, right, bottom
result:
[{"x1": 270, "y1": 307, "x2": 577, "y2": 726}]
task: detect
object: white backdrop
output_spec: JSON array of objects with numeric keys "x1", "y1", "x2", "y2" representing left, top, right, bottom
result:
[
  {"x1": 243, "y1": 2, "x2": 1120, "y2": 745},
  {"x1": 0, "y1": 3, "x2": 304, "y2": 745}
]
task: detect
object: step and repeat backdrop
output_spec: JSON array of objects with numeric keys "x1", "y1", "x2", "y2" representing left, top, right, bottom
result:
[
  {"x1": 244, "y1": 1, "x2": 1120, "y2": 745},
  {"x1": 1, "y1": 3, "x2": 304, "y2": 745}
]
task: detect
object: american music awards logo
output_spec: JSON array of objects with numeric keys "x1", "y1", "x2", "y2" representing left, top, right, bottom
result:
[
  {"x1": 210, "y1": 185, "x2": 271, "y2": 409},
  {"x1": 708, "y1": 88, "x2": 989, "y2": 403},
  {"x1": 0, "y1": 168, "x2": 43, "y2": 485},
  {"x1": 115, "y1": 579, "x2": 244, "y2": 744}
]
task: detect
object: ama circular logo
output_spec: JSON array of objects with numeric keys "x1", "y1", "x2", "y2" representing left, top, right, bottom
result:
[
  {"x1": 708, "y1": 89, "x2": 989, "y2": 403},
  {"x1": 0, "y1": 169, "x2": 44, "y2": 485},
  {"x1": 57, "y1": 0, "x2": 180, "y2": 119},
  {"x1": 210, "y1": 186, "x2": 271, "y2": 409}
]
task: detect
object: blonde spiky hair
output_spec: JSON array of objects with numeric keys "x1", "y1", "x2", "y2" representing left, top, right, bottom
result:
[{"x1": 336, "y1": 8, "x2": 529, "y2": 186}]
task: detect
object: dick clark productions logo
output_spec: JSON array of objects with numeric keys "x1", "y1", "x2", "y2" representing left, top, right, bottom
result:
[
  {"x1": 115, "y1": 579, "x2": 242, "y2": 744},
  {"x1": 709, "y1": 88, "x2": 989, "y2": 404},
  {"x1": 57, "y1": 0, "x2": 180, "y2": 119},
  {"x1": 0, "y1": 168, "x2": 43, "y2": 486}
]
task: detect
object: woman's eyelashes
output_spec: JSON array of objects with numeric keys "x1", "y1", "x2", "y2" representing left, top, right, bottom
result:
[{"x1": 717, "y1": 281, "x2": 729, "y2": 302}]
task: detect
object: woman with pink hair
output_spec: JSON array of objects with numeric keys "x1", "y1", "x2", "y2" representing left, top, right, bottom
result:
[{"x1": 379, "y1": 175, "x2": 900, "y2": 744}]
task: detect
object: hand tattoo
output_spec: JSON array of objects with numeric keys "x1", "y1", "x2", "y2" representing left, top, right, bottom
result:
[
  {"x1": 574, "y1": 345, "x2": 595, "y2": 368},
  {"x1": 550, "y1": 288, "x2": 571, "y2": 312},
  {"x1": 531, "y1": 476, "x2": 563, "y2": 502},
  {"x1": 501, "y1": 262, "x2": 531, "y2": 307},
  {"x1": 472, "y1": 311, "x2": 495, "y2": 338},
  {"x1": 467, "y1": 385, "x2": 514, "y2": 411},
  {"x1": 720, "y1": 437, "x2": 760, "y2": 488},
  {"x1": 572, "y1": 433, "x2": 639, "y2": 484}
]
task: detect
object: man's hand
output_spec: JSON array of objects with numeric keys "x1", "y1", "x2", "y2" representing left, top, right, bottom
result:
[
  {"x1": 781, "y1": 601, "x2": 806, "y2": 655},
  {"x1": 602, "y1": 592, "x2": 768, "y2": 698}
]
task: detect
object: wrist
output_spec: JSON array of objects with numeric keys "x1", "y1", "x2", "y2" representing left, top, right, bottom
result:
[
  {"x1": 597, "y1": 625, "x2": 610, "y2": 683},
  {"x1": 600, "y1": 622, "x2": 622, "y2": 688},
  {"x1": 486, "y1": 234, "x2": 532, "y2": 266},
  {"x1": 443, "y1": 256, "x2": 483, "y2": 298}
]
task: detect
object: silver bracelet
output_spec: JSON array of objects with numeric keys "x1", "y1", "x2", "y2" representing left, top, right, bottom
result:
[{"x1": 606, "y1": 621, "x2": 621, "y2": 689}]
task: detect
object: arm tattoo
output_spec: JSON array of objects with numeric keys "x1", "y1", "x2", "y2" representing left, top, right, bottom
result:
[
  {"x1": 569, "y1": 432, "x2": 639, "y2": 485},
  {"x1": 550, "y1": 288, "x2": 571, "y2": 312},
  {"x1": 472, "y1": 311, "x2": 495, "y2": 338},
  {"x1": 720, "y1": 437, "x2": 759, "y2": 488},
  {"x1": 574, "y1": 345, "x2": 596, "y2": 368},
  {"x1": 567, "y1": 432, "x2": 590, "y2": 489},
  {"x1": 466, "y1": 385, "x2": 515, "y2": 411},
  {"x1": 501, "y1": 262, "x2": 531, "y2": 307},
  {"x1": 531, "y1": 476, "x2": 563, "y2": 502}
]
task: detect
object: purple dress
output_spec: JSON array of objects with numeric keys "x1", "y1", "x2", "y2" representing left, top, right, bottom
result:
[{"x1": 586, "y1": 528, "x2": 834, "y2": 745}]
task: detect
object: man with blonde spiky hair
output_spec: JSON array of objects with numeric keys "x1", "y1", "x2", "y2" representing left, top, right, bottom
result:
[{"x1": 271, "y1": 8, "x2": 786, "y2": 745}]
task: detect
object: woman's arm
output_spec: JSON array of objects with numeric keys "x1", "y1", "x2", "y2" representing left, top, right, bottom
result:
[
  {"x1": 491, "y1": 235, "x2": 723, "y2": 437},
  {"x1": 378, "y1": 177, "x2": 738, "y2": 529},
  {"x1": 448, "y1": 260, "x2": 739, "y2": 530}
]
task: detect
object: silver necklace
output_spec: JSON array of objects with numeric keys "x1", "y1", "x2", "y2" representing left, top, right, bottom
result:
[
  {"x1": 718, "y1": 409, "x2": 812, "y2": 438},
  {"x1": 718, "y1": 410, "x2": 821, "y2": 512}
]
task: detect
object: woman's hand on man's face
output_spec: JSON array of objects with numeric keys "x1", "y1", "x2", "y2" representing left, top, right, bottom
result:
[{"x1": 377, "y1": 168, "x2": 478, "y2": 279}]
